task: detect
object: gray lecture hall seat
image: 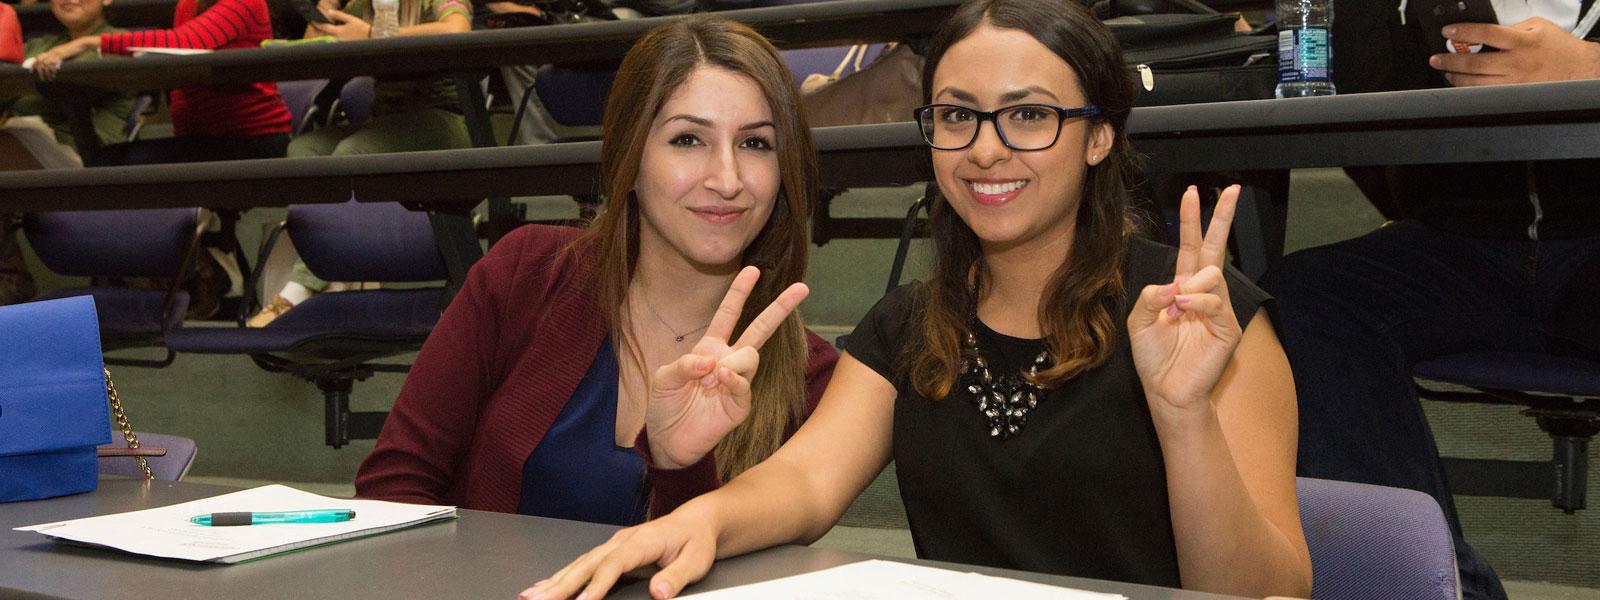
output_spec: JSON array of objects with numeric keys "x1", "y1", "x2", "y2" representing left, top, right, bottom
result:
[{"x1": 1415, "y1": 352, "x2": 1600, "y2": 513}]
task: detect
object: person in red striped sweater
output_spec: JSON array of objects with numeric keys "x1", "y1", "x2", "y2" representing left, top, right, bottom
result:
[{"x1": 29, "y1": 0, "x2": 293, "y2": 164}]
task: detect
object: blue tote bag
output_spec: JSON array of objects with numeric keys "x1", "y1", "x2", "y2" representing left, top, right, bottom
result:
[{"x1": 0, "y1": 296, "x2": 114, "y2": 502}]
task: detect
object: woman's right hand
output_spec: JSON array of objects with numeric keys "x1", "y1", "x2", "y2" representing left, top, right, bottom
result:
[
  {"x1": 520, "y1": 509, "x2": 719, "y2": 600},
  {"x1": 645, "y1": 266, "x2": 808, "y2": 469}
]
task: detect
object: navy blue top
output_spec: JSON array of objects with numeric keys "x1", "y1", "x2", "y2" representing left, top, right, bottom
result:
[{"x1": 517, "y1": 337, "x2": 649, "y2": 525}]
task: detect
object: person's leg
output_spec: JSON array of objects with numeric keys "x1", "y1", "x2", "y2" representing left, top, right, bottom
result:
[
  {"x1": 1260, "y1": 221, "x2": 1531, "y2": 600},
  {"x1": 326, "y1": 109, "x2": 472, "y2": 155},
  {"x1": 246, "y1": 127, "x2": 356, "y2": 325},
  {"x1": 1536, "y1": 237, "x2": 1600, "y2": 360},
  {"x1": 287, "y1": 125, "x2": 356, "y2": 158}
]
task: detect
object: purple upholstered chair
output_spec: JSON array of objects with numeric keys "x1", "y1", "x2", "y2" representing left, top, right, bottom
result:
[
  {"x1": 165, "y1": 201, "x2": 448, "y2": 448},
  {"x1": 531, "y1": 64, "x2": 613, "y2": 137},
  {"x1": 331, "y1": 76, "x2": 376, "y2": 128},
  {"x1": 277, "y1": 79, "x2": 331, "y2": 134},
  {"x1": 1298, "y1": 477, "x2": 1459, "y2": 600},
  {"x1": 99, "y1": 432, "x2": 198, "y2": 481},
  {"x1": 1415, "y1": 352, "x2": 1600, "y2": 513}
]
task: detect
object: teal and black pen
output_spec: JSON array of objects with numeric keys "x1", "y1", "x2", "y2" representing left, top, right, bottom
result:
[{"x1": 189, "y1": 509, "x2": 356, "y2": 526}]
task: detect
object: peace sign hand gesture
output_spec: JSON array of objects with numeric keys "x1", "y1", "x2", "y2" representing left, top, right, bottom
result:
[
  {"x1": 646, "y1": 266, "x2": 809, "y2": 470},
  {"x1": 1127, "y1": 185, "x2": 1242, "y2": 419}
]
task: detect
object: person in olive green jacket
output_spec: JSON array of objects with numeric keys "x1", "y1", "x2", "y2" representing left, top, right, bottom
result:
[
  {"x1": 0, "y1": 0, "x2": 135, "y2": 306},
  {"x1": 0, "y1": 0, "x2": 136, "y2": 150}
]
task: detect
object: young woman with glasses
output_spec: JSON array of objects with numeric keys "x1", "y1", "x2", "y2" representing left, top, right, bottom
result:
[{"x1": 523, "y1": 0, "x2": 1311, "y2": 597}]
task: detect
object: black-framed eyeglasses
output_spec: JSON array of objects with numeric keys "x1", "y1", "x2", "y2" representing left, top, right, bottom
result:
[{"x1": 913, "y1": 103, "x2": 1101, "y2": 151}]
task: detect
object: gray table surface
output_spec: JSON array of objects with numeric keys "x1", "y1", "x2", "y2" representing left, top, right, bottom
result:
[{"x1": 0, "y1": 479, "x2": 1241, "y2": 600}]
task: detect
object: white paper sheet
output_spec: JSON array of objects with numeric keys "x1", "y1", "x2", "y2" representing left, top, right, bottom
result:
[
  {"x1": 679, "y1": 560, "x2": 1127, "y2": 600},
  {"x1": 15, "y1": 484, "x2": 455, "y2": 563},
  {"x1": 129, "y1": 47, "x2": 214, "y2": 56}
]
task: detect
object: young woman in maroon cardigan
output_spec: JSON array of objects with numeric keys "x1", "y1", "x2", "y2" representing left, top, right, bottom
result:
[
  {"x1": 353, "y1": 16, "x2": 838, "y2": 523},
  {"x1": 30, "y1": 0, "x2": 292, "y2": 163}
]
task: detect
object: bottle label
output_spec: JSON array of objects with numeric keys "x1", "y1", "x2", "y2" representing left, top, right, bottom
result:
[{"x1": 1277, "y1": 26, "x2": 1331, "y2": 83}]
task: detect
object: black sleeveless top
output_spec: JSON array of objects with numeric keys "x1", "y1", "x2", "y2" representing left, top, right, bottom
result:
[{"x1": 844, "y1": 237, "x2": 1274, "y2": 587}]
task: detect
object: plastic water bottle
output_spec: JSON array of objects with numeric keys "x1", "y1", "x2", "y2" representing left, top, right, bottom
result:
[
  {"x1": 1275, "y1": 0, "x2": 1336, "y2": 98},
  {"x1": 371, "y1": 0, "x2": 400, "y2": 39}
]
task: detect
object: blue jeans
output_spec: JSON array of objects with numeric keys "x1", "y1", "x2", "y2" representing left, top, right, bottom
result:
[{"x1": 1260, "y1": 220, "x2": 1600, "y2": 600}]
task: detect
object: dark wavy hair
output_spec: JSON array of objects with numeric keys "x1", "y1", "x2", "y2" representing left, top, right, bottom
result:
[{"x1": 908, "y1": 0, "x2": 1141, "y2": 400}]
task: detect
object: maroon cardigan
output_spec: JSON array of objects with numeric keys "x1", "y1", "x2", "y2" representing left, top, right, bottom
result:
[{"x1": 355, "y1": 225, "x2": 838, "y2": 516}]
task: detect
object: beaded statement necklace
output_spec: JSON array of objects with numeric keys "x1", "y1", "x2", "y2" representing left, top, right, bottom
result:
[{"x1": 958, "y1": 328, "x2": 1052, "y2": 440}]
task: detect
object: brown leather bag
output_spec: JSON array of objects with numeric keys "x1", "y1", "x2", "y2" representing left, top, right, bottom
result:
[{"x1": 798, "y1": 43, "x2": 925, "y2": 128}]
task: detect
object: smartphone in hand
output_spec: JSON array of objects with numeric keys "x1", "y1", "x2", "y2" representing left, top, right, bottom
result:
[
  {"x1": 1412, "y1": 0, "x2": 1501, "y2": 53},
  {"x1": 291, "y1": 0, "x2": 334, "y2": 24}
]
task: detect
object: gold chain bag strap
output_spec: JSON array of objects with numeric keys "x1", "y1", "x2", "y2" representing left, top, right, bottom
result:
[{"x1": 104, "y1": 367, "x2": 153, "y2": 480}]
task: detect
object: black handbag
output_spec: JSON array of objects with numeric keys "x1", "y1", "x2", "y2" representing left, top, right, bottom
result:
[
  {"x1": 1109, "y1": 12, "x2": 1278, "y2": 106},
  {"x1": 1091, "y1": 0, "x2": 1278, "y2": 107},
  {"x1": 483, "y1": 0, "x2": 617, "y2": 28}
]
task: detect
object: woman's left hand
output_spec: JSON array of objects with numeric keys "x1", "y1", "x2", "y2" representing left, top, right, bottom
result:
[
  {"x1": 645, "y1": 267, "x2": 810, "y2": 470},
  {"x1": 1127, "y1": 184, "x2": 1242, "y2": 419},
  {"x1": 311, "y1": 10, "x2": 373, "y2": 41}
]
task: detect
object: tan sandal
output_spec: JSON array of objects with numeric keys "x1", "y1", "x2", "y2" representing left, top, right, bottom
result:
[{"x1": 246, "y1": 294, "x2": 296, "y2": 328}]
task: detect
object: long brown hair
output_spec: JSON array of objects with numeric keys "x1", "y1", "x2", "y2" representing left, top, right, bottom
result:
[
  {"x1": 908, "y1": 0, "x2": 1141, "y2": 400},
  {"x1": 584, "y1": 16, "x2": 818, "y2": 481}
]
